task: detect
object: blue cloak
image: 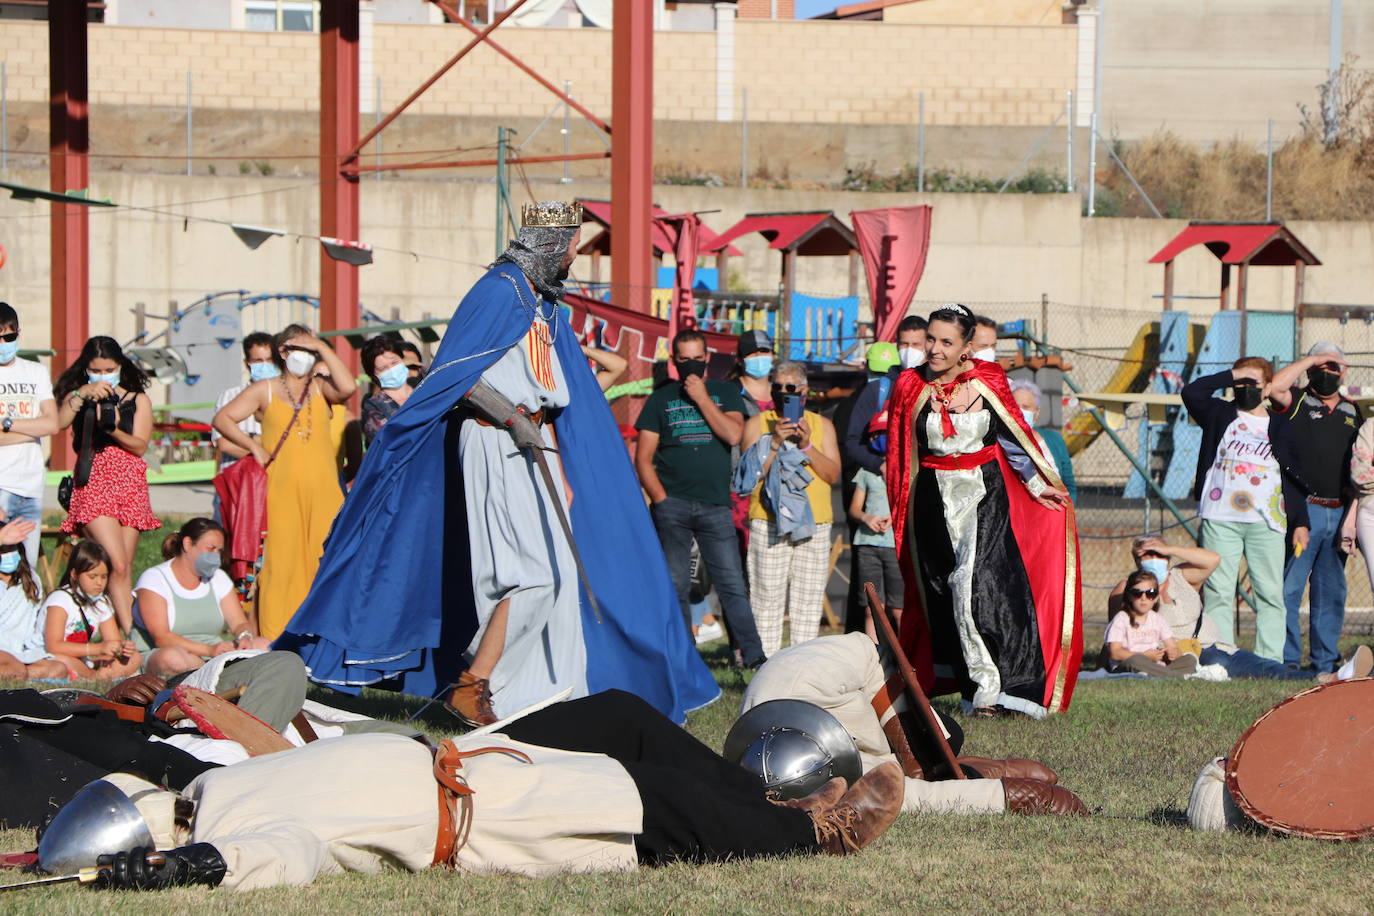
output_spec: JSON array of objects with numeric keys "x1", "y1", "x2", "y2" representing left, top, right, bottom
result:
[{"x1": 277, "y1": 266, "x2": 720, "y2": 722}]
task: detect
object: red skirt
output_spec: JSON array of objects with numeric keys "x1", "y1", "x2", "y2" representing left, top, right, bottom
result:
[{"x1": 62, "y1": 446, "x2": 162, "y2": 533}]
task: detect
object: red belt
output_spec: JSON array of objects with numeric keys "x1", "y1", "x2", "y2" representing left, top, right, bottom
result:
[
  {"x1": 1307, "y1": 495, "x2": 1343, "y2": 508},
  {"x1": 920, "y1": 445, "x2": 997, "y2": 471}
]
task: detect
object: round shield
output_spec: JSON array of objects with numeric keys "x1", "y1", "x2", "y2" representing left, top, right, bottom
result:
[
  {"x1": 1226, "y1": 678, "x2": 1374, "y2": 840},
  {"x1": 724, "y1": 699, "x2": 863, "y2": 798}
]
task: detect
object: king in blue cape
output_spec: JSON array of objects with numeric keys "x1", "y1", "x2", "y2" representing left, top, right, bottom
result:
[{"x1": 277, "y1": 202, "x2": 720, "y2": 724}]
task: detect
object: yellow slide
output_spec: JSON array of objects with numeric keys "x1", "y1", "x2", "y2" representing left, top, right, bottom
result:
[{"x1": 1063, "y1": 322, "x2": 1157, "y2": 457}]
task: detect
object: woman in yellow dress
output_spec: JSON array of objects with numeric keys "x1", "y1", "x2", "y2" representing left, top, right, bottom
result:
[{"x1": 212, "y1": 325, "x2": 357, "y2": 638}]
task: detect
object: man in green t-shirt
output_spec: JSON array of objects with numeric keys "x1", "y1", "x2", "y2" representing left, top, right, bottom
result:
[{"x1": 635, "y1": 330, "x2": 766, "y2": 667}]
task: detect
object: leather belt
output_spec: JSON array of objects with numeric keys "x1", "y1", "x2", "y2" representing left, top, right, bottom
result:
[
  {"x1": 920, "y1": 445, "x2": 997, "y2": 471},
  {"x1": 1307, "y1": 496, "x2": 1343, "y2": 508},
  {"x1": 471, "y1": 407, "x2": 546, "y2": 429},
  {"x1": 431, "y1": 740, "x2": 533, "y2": 868}
]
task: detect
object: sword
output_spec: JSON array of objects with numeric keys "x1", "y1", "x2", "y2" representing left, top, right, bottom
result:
[
  {"x1": 463, "y1": 382, "x2": 603, "y2": 624},
  {"x1": 1, "y1": 853, "x2": 166, "y2": 892}
]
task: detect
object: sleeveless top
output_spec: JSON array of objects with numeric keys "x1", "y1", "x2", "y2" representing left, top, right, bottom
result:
[
  {"x1": 72, "y1": 390, "x2": 137, "y2": 454},
  {"x1": 747, "y1": 409, "x2": 834, "y2": 524},
  {"x1": 132, "y1": 565, "x2": 228, "y2": 654}
]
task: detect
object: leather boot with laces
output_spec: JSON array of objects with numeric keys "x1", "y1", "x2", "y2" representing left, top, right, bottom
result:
[
  {"x1": 810, "y1": 762, "x2": 904, "y2": 856},
  {"x1": 445, "y1": 671, "x2": 497, "y2": 727},
  {"x1": 771, "y1": 777, "x2": 847, "y2": 817}
]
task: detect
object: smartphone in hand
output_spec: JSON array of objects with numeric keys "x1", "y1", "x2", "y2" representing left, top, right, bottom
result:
[{"x1": 781, "y1": 394, "x2": 804, "y2": 422}]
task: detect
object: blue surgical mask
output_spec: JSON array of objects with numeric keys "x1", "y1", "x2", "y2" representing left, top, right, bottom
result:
[
  {"x1": 249, "y1": 361, "x2": 281, "y2": 382},
  {"x1": 743, "y1": 355, "x2": 774, "y2": 379},
  {"x1": 87, "y1": 370, "x2": 120, "y2": 386},
  {"x1": 193, "y1": 551, "x2": 222, "y2": 581},
  {"x1": 377, "y1": 364, "x2": 410, "y2": 390},
  {"x1": 81, "y1": 589, "x2": 104, "y2": 602},
  {"x1": 1140, "y1": 557, "x2": 1169, "y2": 582},
  {"x1": 0, "y1": 552, "x2": 19, "y2": 574},
  {"x1": 0, "y1": 339, "x2": 17, "y2": 365}
]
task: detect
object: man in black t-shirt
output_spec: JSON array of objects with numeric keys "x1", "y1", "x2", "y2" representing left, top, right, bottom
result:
[
  {"x1": 636, "y1": 330, "x2": 766, "y2": 667},
  {"x1": 1269, "y1": 343, "x2": 1364, "y2": 673}
]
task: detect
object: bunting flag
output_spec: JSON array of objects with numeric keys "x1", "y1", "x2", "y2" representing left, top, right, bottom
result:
[{"x1": 850, "y1": 205, "x2": 933, "y2": 342}]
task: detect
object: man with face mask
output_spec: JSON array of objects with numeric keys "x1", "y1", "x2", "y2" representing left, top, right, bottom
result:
[
  {"x1": 636, "y1": 329, "x2": 766, "y2": 669},
  {"x1": 970, "y1": 315, "x2": 999, "y2": 364},
  {"x1": 842, "y1": 315, "x2": 926, "y2": 476},
  {"x1": 1268, "y1": 343, "x2": 1365, "y2": 674},
  {"x1": 0, "y1": 303, "x2": 58, "y2": 567},
  {"x1": 277, "y1": 202, "x2": 719, "y2": 730}
]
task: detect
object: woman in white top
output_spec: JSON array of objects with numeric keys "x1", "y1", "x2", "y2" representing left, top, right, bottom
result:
[
  {"x1": 0, "y1": 544, "x2": 67, "y2": 680},
  {"x1": 134, "y1": 517, "x2": 270, "y2": 677},
  {"x1": 41, "y1": 539, "x2": 141, "y2": 680}
]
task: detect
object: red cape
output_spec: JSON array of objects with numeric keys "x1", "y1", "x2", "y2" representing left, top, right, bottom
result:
[{"x1": 884, "y1": 360, "x2": 1083, "y2": 713}]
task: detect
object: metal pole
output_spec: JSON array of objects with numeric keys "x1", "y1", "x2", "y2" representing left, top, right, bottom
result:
[
  {"x1": 560, "y1": 79, "x2": 572, "y2": 184},
  {"x1": 185, "y1": 71, "x2": 192, "y2": 176},
  {"x1": 1066, "y1": 90, "x2": 1074, "y2": 193},
  {"x1": 1, "y1": 62, "x2": 7, "y2": 171},
  {"x1": 740, "y1": 87, "x2": 748, "y2": 188},
  {"x1": 917, "y1": 91, "x2": 925, "y2": 192},
  {"x1": 374, "y1": 76, "x2": 382, "y2": 181},
  {"x1": 1328, "y1": 0, "x2": 1343, "y2": 145},
  {"x1": 495, "y1": 126, "x2": 509, "y2": 258},
  {"x1": 1265, "y1": 118, "x2": 1273, "y2": 221},
  {"x1": 1086, "y1": 112, "x2": 1098, "y2": 216}
]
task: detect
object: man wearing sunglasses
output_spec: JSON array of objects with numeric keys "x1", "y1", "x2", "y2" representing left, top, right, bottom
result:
[
  {"x1": 1269, "y1": 343, "x2": 1364, "y2": 674},
  {"x1": 0, "y1": 303, "x2": 58, "y2": 566}
]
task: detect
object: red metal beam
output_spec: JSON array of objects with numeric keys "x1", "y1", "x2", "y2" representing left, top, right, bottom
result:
[
  {"x1": 347, "y1": 0, "x2": 533, "y2": 161},
  {"x1": 611, "y1": 0, "x2": 654, "y2": 315},
  {"x1": 428, "y1": 0, "x2": 611, "y2": 134},
  {"x1": 349, "y1": 151, "x2": 611, "y2": 174},
  {"x1": 321, "y1": 0, "x2": 360, "y2": 382},
  {"x1": 49, "y1": 2, "x2": 90, "y2": 472}
]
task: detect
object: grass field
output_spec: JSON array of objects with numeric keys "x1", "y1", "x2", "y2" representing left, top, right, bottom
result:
[{"x1": 4, "y1": 632, "x2": 1374, "y2": 914}]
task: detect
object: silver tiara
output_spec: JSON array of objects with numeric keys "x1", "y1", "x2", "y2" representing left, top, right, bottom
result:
[{"x1": 938, "y1": 303, "x2": 972, "y2": 317}]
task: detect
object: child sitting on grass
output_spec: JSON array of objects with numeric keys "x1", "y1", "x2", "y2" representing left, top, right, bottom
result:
[
  {"x1": 0, "y1": 545, "x2": 68, "y2": 680},
  {"x1": 1099, "y1": 569, "x2": 1198, "y2": 679},
  {"x1": 40, "y1": 539, "x2": 141, "y2": 680},
  {"x1": 849, "y1": 464, "x2": 904, "y2": 639}
]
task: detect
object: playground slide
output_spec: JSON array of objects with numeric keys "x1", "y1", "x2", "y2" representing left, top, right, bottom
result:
[{"x1": 1063, "y1": 322, "x2": 1157, "y2": 457}]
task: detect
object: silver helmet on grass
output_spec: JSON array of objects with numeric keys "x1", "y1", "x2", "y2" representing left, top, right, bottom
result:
[
  {"x1": 37, "y1": 773, "x2": 178, "y2": 873},
  {"x1": 723, "y1": 699, "x2": 863, "y2": 800}
]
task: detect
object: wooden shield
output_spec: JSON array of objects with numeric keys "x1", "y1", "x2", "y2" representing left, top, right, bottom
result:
[{"x1": 1226, "y1": 679, "x2": 1374, "y2": 840}]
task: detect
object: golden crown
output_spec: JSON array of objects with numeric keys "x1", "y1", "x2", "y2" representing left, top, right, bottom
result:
[{"x1": 521, "y1": 200, "x2": 583, "y2": 228}]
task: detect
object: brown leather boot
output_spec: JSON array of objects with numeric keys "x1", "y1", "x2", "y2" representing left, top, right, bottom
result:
[
  {"x1": 811, "y1": 762, "x2": 905, "y2": 856},
  {"x1": 958, "y1": 756, "x2": 1059, "y2": 784},
  {"x1": 773, "y1": 777, "x2": 848, "y2": 817},
  {"x1": 445, "y1": 671, "x2": 497, "y2": 727},
  {"x1": 1002, "y1": 777, "x2": 1089, "y2": 816},
  {"x1": 881, "y1": 717, "x2": 924, "y2": 779}
]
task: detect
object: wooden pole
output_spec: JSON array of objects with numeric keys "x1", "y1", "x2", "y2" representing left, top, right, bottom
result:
[
  {"x1": 1219, "y1": 262, "x2": 1231, "y2": 310},
  {"x1": 1162, "y1": 259, "x2": 1174, "y2": 311}
]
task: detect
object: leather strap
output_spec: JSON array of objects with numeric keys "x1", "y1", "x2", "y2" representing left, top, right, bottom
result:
[
  {"x1": 265, "y1": 380, "x2": 308, "y2": 468},
  {"x1": 290, "y1": 711, "x2": 319, "y2": 743},
  {"x1": 1307, "y1": 495, "x2": 1343, "y2": 508},
  {"x1": 431, "y1": 741, "x2": 533, "y2": 867},
  {"x1": 919, "y1": 445, "x2": 997, "y2": 471},
  {"x1": 470, "y1": 407, "x2": 546, "y2": 428}
]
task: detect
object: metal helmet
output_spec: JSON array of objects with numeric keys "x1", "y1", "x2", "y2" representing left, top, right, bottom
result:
[
  {"x1": 723, "y1": 699, "x2": 863, "y2": 800},
  {"x1": 37, "y1": 779, "x2": 156, "y2": 874}
]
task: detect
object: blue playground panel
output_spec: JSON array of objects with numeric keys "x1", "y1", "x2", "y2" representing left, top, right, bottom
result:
[
  {"x1": 656, "y1": 266, "x2": 720, "y2": 291},
  {"x1": 789, "y1": 293, "x2": 859, "y2": 362},
  {"x1": 1124, "y1": 313, "x2": 1186, "y2": 499}
]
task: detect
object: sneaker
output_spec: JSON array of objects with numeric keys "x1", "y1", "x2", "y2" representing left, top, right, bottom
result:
[
  {"x1": 1329, "y1": 644, "x2": 1374, "y2": 683},
  {"x1": 695, "y1": 622, "x2": 724, "y2": 645}
]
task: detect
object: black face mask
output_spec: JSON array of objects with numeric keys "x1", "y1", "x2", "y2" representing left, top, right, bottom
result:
[
  {"x1": 1233, "y1": 383, "x2": 1263, "y2": 411},
  {"x1": 676, "y1": 358, "x2": 707, "y2": 380},
  {"x1": 1309, "y1": 368, "x2": 1341, "y2": 397}
]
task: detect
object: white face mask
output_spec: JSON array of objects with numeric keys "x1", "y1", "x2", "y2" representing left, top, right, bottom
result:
[
  {"x1": 972, "y1": 347, "x2": 997, "y2": 362},
  {"x1": 1139, "y1": 557, "x2": 1169, "y2": 582},
  {"x1": 1021, "y1": 408, "x2": 1037, "y2": 428},
  {"x1": 284, "y1": 351, "x2": 318, "y2": 378},
  {"x1": 898, "y1": 347, "x2": 926, "y2": 370}
]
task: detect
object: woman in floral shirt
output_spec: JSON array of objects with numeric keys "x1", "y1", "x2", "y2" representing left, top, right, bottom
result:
[
  {"x1": 1181, "y1": 356, "x2": 1308, "y2": 662},
  {"x1": 360, "y1": 336, "x2": 415, "y2": 445}
]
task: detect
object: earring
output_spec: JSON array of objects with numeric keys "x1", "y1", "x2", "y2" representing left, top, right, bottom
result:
[{"x1": 958, "y1": 353, "x2": 968, "y2": 363}]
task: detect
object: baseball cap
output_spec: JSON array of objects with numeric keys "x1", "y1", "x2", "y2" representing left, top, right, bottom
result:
[
  {"x1": 737, "y1": 329, "x2": 774, "y2": 358},
  {"x1": 866, "y1": 341, "x2": 899, "y2": 373}
]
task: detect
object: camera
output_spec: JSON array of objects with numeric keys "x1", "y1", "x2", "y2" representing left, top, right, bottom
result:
[{"x1": 96, "y1": 394, "x2": 120, "y2": 432}]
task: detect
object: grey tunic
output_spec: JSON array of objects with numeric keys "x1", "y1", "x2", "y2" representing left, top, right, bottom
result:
[{"x1": 459, "y1": 314, "x2": 587, "y2": 716}]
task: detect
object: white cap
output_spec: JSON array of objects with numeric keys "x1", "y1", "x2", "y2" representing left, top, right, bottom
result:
[
  {"x1": 1185, "y1": 756, "x2": 1250, "y2": 832},
  {"x1": 1307, "y1": 341, "x2": 1345, "y2": 360}
]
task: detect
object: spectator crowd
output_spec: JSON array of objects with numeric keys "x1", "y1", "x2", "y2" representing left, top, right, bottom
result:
[{"x1": 2, "y1": 295, "x2": 1373, "y2": 691}]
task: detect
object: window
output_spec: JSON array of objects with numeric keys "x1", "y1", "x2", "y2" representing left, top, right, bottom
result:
[{"x1": 245, "y1": 1, "x2": 317, "y2": 32}]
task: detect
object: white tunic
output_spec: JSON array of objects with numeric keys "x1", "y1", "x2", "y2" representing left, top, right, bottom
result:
[
  {"x1": 187, "y1": 732, "x2": 641, "y2": 890},
  {"x1": 741, "y1": 632, "x2": 1005, "y2": 815}
]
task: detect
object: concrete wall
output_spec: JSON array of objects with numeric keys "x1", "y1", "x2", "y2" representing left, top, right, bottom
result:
[
  {"x1": 0, "y1": 18, "x2": 1078, "y2": 127},
  {"x1": 4, "y1": 170, "x2": 1374, "y2": 359}
]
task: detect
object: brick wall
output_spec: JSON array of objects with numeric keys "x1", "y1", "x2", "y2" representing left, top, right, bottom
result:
[
  {"x1": 0, "y1": 18, "x2": 1075, "y2": 127},
  {"x1": 738, "y1": 0, "x2": 795, "y2": 19}
]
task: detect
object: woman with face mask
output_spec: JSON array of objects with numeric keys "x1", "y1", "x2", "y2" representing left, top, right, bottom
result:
[
  {"x1": 1180, "y1": 356, "x2": 1306, "y2": 663},
  {"x1": 132, "y1": 517, "x2": 270, "y2": 677},
  {"x1": 0, "y1": 544, "x2": 68, "y2": 680},
  {"x1": 212, "y1": 324, "x2": 357, "y2": 638},
  {"x1": 53, "y1": 336, "x2": 161, "y2": 638},
  {"x1": 1009, "y1": 379, "x2": 1077, "y2": 502},
  {"x1": 360, "y1": 335, "x2": 415, "y2": 445}
]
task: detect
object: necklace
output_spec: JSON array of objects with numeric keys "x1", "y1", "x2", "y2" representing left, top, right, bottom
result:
[
  {"x1": 930, "y1": 378, "x2": 962, "y2": 439},
  {"x1": 279, "y1": 377, "x2": 315, "y2": 443}
]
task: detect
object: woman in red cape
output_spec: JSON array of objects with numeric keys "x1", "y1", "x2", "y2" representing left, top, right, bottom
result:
[{"x1": 884, "y1": 305, "x2": 1083, "y2": 718}]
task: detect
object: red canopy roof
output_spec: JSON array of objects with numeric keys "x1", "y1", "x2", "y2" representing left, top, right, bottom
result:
[
  {"x1": 576, "y1": 199, "x2": 741, "y2": 256},
  {"x1": 713, "y1": 211, "x2": 858, "y2": 256},
  {"x1": 1148, "y1": 222, "x2": 1321, "y2": 267}
]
